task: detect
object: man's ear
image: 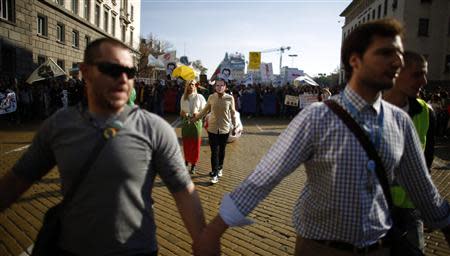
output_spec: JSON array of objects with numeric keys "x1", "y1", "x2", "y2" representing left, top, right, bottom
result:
[
  {"x1": 349, "y1": 53, "x2": 361, "y2": 71},
  {"x1": 79, "y1": 63, "x2": 90, "y2": 83}
]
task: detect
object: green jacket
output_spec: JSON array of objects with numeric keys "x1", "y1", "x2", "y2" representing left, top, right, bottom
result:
[{"x1": 391, "y1": 98, "x2": 435, "y2": 208}]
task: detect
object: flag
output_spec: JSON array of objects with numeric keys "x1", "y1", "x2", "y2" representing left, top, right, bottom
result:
[
  {"x1": 248, "y1": 52, "x2": 261, "y2": 70},
  {"x1": 210, "y1": 63, "x2": 222, "y2": 82},
  {"x1": 26, "y1": 58, "x2": 67, "y2": 84},
  {"x1": 147, "y1": 54, "x2": 165, "y2": 70},
  {"x1": 157, "y1": 51, "x2": 176, "y2": 64}
]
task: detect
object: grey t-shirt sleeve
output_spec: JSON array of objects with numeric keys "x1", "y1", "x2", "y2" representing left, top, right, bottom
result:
[
  {"x1": 151, "y1": 116, "x2": 192, "y2": 193},
  {"x1": 12, "y1": 116, "x2": 56, "y2": 182}
]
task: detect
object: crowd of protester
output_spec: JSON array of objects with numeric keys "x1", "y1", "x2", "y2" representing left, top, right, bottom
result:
[
  {"x1": 0, "y1": 75, "x2": 84, "y2": 124},
  {"x1": 134, "y1": 79, "x2": 338, "y2": 119},
  {"x1": 417, "y1": 87, "x2": 450, "y2": 137},
  {"x1": 1, "y1": 73, "x2": 449, "y2": 138}
]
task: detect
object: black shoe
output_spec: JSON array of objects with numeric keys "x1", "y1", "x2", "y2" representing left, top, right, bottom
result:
[
  {"x1": 190, "y1": 165, "x2": 196, "y2": 174},
  {"x1": 209, "y1": 171, "x2": 216, "y2": 177}
]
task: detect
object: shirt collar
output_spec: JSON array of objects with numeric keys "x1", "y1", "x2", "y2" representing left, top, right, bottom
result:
[{"x1": 344, "y1": 86, "x2": 382, "y2": 115}]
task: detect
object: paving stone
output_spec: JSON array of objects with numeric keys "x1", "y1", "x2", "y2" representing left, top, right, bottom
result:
[
  {"x1": 1, "y1": 117, "x2": 450, "y2": 256},
  {"x1": 0, "y1": 243, "x2": 12, "y2": 256},
  {"x1": 0, "y1": 226, "x2": 23, "y2": 256},
  {"x1": 0, "y1": 214, "x2": 32, "y2": 249}
]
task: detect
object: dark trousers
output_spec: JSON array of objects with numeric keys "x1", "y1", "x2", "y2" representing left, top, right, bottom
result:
[
  {"x1": 294, "y1": 236, "x2": 389, "y2": 256},
  {"x1": 208, "y1": 132, "x2": 229, "y2": 175},
  {"x1": 59, "y1": 249, "x2": 158, "y2": 256}
]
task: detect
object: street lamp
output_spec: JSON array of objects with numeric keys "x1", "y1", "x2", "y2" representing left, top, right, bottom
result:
[{"x1": 288, "y1": 54, "x2": 298, "y2": 67}]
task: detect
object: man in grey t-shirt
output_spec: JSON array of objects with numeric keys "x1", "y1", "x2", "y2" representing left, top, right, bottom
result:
[{"x1": 0, "y1": 38, "x2": 206, "y2": 255}]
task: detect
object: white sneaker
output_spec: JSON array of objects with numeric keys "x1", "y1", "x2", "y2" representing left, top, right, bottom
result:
[
  {"x1": 218, "y1": 169, "x2": 223, "y2": 177},
  {"x1": 210, "y1": 176, "x2": 219, "y2": 184}
]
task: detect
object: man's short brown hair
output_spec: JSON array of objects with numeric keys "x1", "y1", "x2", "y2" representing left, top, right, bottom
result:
[
  {"x1": 341, "y1": 18, "x2": 404, "y2": 80},
  {"x1": 83, "y1": 37, "x2": 129, "y2": 64},
  {"x1": 403, "y1": 51, "x2": 427, "y2": 69}
]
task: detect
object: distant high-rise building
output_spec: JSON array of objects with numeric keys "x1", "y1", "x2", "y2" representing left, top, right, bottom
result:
[
  {"x1": 339, "y1": 0, "x2": 450, "y2": 85},
  {"x1": 218, "y1": 52, "x2": 246, "y2": 82}
]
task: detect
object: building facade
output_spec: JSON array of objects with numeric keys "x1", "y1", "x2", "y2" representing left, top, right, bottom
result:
[
  {"x1": 339, "y1": 0, "x2": 450, "y2": 85},
  {"x1": 0, "y1": 0, "x2": 141, "y2": 81}
]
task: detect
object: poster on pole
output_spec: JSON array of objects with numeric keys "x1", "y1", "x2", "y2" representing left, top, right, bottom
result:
[
  {"x1": 284, "y1": 95, "x2": 299, "y2": 107},
  {"x1": 248, "y1": 52, "x2": 261, "y2": 70},
  {"x1": 158, "y1": 51, "x2": 177, "y2": 78},
  {"x1": 219, "y1": 67, "x2": 233, "y2": 82},
  {"x1": 0, "y1": 91, "x2": 17, "y2": 115},
  {"x1": 260, "y1": 62, "x2": 273, "y2": 82},
  {"x1": 299, "y1": 93, "x2": 319, "y2": 108}
]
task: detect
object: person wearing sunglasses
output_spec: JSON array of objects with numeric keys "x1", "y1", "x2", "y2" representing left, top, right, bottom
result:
[
  {"x1": 192, "y1": 79, "x2": 237, "y2": 184},
  {"x1": 0, "y1": 38, "x2": 206, "y2": 256}
]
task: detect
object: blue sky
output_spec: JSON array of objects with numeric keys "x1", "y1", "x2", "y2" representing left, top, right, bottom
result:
[{"x1": 140, "y1": 0, "x2": 351, "y2": 77}]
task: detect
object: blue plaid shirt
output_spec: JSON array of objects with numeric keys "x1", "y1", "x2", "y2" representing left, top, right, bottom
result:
[{"x1": 220, "y1": 87, "x2": 450, "y2": 247}]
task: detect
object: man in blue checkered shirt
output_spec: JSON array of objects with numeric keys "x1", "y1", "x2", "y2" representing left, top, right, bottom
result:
[{"x1": 193, "y1": 19, "x2": 450, "y2": 256}]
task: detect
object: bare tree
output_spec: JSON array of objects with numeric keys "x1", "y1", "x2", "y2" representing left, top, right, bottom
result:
[
  {"x1": 192, "y1": 60, "x2": 208, "y2": 75},
  {"x1": 138, "y1": 34, "x2": 174, "y2": 78}
]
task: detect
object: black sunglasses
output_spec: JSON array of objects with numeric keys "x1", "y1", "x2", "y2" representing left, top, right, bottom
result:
[{"x1": 93, "y1": 62, "x2": 137, "y2": 79}]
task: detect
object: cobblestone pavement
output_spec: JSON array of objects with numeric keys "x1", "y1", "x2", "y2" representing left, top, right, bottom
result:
[{"x1": 0, "y1": 116, "x2": 449, "y2": 255}]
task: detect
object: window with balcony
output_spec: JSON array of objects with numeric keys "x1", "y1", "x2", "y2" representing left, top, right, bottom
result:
[
  {"x1": 95, "y1": 4, "x2": 100, "y2": 27},
  {"x1": 72, "y1": 30, "x2": 79, "y2": 48},
  {"x1": 130, "y1": 30, "x2": 133, "y2": 47},
  {"x1": 121, "y1": 0, "x2": 128, "y2": 14},
  {"x1": 121, "y1": 25, "x2": 126, "y2": 42},
  {"x1": 72, "y1": 0, "x2": 78, "y2": 15},
  {"x1": 418, "y1": 18, "x2": 429, "y2": 37},
  {"x1": 57, "y1": 59, "x2": 65, "y2": 71},
  {"x1": 383, "y1": 0, "x2": 388, "y2": 16},
  {"x1": 37, "y1": 14, "x2": 48, "y2": 36},
  {"x1": 104, "y1": 10, "x2": 108, "y2": 32},
  {"x1": 111, "y1": 15, "x2": 116, "y2": 36},
  {"x1": 130, "y1": 5, "x2": 133, "y2": 21},
  {"x1": 84, "y1": 0, "x2": 90, "y2": 20},
  {"x1": 56, "y1": 23, "x2": 65, "y2": 42},
  {"x1": 0, "y1": 0, "x2": 14, "y2": 22},
  {"x1": 392, "y1": 0, "x2": 398, "y2": 10}
]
